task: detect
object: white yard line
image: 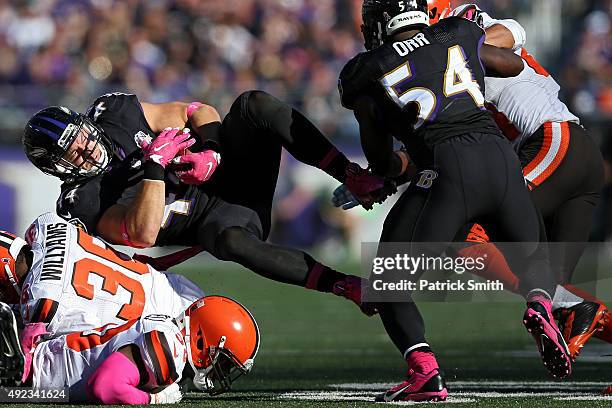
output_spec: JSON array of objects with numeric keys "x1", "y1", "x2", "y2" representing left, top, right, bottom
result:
[
  {"x1": 278, "y1": 389, "x2": 612, "y2": 403},
  {"x1": 329, "y1": 381, "x2": 609, "y2": 391},
  {"x1": 556, "y1": 396, "x2": 612, "y2": 401},
  {"x1": 279, "y1": 391, "x2": 475, "y2": 404}
]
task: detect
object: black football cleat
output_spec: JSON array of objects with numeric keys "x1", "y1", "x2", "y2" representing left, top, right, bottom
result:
[
  {"x1": 555, "y1": 301, "x2": 608, "y2": 360},
  {"x1": 0, "y1": 302, "x2": 25, "y2": 386}
]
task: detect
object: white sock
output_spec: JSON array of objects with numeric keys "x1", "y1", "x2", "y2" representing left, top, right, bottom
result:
[
  {"x1": 552, "y1": 285, "x2": 584, "y2": 311},
  {"x1": 526, "y1": 288, "x2": 551, "y2": 303}
]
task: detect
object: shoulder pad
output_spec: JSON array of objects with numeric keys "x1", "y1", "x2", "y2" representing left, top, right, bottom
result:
[
  {"x1": 26, "y1": 212, "x2": 67, "y2": 245},
  {"x1": 428, "y1": 16, "x2": 484, "y2": 44},
  {"x1": 86, "y1": 93, "x2": 141, "y2": 122},
  {"x1": 338, "y1": 52, "x2": 378, "y2": 110},
  {"x1": 56, "y1": 180, "x2": 102, "y2": 233}
]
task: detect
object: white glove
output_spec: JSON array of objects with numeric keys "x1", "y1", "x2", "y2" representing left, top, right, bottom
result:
[
  {"x1": 332, "y1": 184, "x2": 359, "y2": 210},
  {"x1": 150, "y1": 383, "x2": 182, "y2": 404}
]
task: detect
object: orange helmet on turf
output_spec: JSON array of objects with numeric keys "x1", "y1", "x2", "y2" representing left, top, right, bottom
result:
[
  {"x1": 0, "y1": 231, "x2": 28, "y2": 304},
  {"x1": 428, "y1": 0, "x2": 451, "y2": 24},
  {"x1": 177, "y1": 296, "x2": 260, "y2": 395}
]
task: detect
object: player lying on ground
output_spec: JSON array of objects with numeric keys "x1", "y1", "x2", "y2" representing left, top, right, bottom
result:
[
  {"x1": 0, "y1": 296, "x2": 259, "y2": 404},
  {"x1": 0, "y1": 212, "x2": 203, "y2": 337},
  {"x1": 448, "y1": 3, "x2": 607, "y2": 360},
  {"x1": 22, "y1": 91, "x2": 390, "y2": 316},
  {"x1": 335, "y1": 0, "x2": 571, "y2": 401}
]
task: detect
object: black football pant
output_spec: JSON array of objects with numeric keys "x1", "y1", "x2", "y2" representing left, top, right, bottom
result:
[
  {"x1": 373, "y1": 133, "x2": 554, "y2": 357},
  {"x1": 196, "y1": 91, "x2": 345, "y2": 288},
  {"x1": 519, "y1": 122, "x2": 604, "y2": 283},
  {"x1": 460, "y1": 122, "x2": 604, "y2": 284}
]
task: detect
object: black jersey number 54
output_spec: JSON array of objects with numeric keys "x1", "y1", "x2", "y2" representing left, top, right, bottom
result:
[{"x1": 380, "y1": 45, "x2": 485, "y2": 129}]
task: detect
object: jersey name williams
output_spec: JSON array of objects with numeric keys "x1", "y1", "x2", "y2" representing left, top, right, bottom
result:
[
  {"x1": 41, "y1": 223, "x2": 68, "y2": 282},
  {"x1": 392, "y1": 33, "x2": 431, "y2": 57}
]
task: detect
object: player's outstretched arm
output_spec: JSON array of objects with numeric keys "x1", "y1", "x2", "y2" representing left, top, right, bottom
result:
[
  {"x1": 352, "y1": 95, "x2": 408, "y2": 178},
  {"x1": 98, "y1": 128, "x2": 195, "y2": 247},
  {"x1": 97, "y1": 185, "x2": 164, "y2": 248},
  {"x1": 480, "y1": 44, "x2": 524, "y2": 78},
  {"x1": 485, "y1": 24, "x2": 518, "y2": 49}
]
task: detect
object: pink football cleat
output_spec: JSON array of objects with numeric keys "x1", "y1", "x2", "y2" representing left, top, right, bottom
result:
[
  {"x1": 375, "y1": 369, "x2": 448, "y2": 402},
  {"x1": 524, "y1": 297, "x2": 572, "y2": 379}
]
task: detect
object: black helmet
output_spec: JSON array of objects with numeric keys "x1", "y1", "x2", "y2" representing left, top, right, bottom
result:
[
  {"x1": 361, "y1": 0, "x2": 429, "y2": 50},
  {"x1": 22, "y1": 106, "x2": 114, "y2": 181}
]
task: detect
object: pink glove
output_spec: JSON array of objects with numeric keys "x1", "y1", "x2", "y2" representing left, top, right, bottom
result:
[
  {"x1": 344, "y1": 163, "x2": 392, "y2": 210},
  {"x1": 140, "y1": 128, "x2": 195, "y2": 168},
  {"x1": 454, "y1": 4, "x2": 483, "y2": 27},
  {"x1": 173, "y1": 150, "x2": 221, "y2": 184}
]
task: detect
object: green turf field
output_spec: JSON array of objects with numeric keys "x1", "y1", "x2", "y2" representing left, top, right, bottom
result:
[{"x1": 14, "y1": 258, "x2": 612, "y2": 407}]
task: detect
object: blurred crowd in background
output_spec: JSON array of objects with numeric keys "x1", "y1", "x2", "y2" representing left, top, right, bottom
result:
[{"x1": 0, "y1": 0, "x2": 611, "y2": 251}]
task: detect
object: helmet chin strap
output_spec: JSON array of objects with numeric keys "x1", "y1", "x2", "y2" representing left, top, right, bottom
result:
[
  {"x1": 183, "y1": 314, "x2": 207, "y2": 390},
  {"x1": 4, "y1": 264, "x2": 20, "y2": 295},
  {"x1": 185, "y1": 313, "x2": 228, "y2": 392},
  {"x1": 377, "y1": 21, "x2": 383, "y2": 46},
  {"x1": 4, "y1": 236, "x2": 27, "y2": 295}
]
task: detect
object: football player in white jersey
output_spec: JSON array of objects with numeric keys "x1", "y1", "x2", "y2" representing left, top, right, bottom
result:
[
  {"x1": 449, "y1": 3, "x2": 608, "y2": 360},
  {"x1": 0, "y1": 212, "x2": 203, "y2": 337},
  {"x1": 0, "y1": 295, "x2": 260, "y2": 404}
]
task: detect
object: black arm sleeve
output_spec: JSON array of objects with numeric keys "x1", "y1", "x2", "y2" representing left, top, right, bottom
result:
[
  {"x1": 193, "y1": 122, "x2": 221, "y2": 152},
  {"x1": 338, "y1": 53, "x2": 376, "y2": 110},
  {"x1": 353, "y1": 95, "x2": 403, "y2": 177},
  {"x1": 480, "y1": 44, "x2": 525, "y2": 77}
]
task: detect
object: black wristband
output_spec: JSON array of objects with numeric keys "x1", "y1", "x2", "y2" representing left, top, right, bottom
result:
[
  {"x1": 143, "y1": 161, "x2": 165, "y2": 181},
  {"x1": 192, "y1": 122, "x2": 221, "y2": 152}
]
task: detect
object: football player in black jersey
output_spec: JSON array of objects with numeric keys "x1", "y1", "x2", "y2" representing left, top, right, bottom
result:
[
  {"x1": 336, "y1": 0, "x2": 572, "y2": 401},
  {"x1": 22, "y1": 91, "x2": 391, "y2": 316}
]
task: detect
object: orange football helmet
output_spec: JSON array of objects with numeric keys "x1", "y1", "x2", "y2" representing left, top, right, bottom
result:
[
  {"x1": 428, "y1": 0, "x2": 451, "y2": 24},
  {"x1": 0, "y1": 231, "x2": 28, "y2": 304},
  {"x1": 179, "y1": 296, "x2": 260, "y2": 395}
]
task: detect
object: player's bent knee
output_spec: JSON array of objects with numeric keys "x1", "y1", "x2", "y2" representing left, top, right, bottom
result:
[{"x1": 243, "y1": 90, "x2": 282, "y2": 118}]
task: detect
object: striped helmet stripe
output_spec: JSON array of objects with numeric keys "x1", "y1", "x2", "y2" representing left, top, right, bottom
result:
[
  {"x1": 0, "y1": 232, "x2": 15, "y2": 249},
  {"x1": 37, "y1": 116, "x2": 68, "y2": 130},
  {"x1": 30, "y1": 124, "x2": 62, "y2": 140}
]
